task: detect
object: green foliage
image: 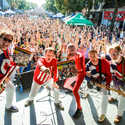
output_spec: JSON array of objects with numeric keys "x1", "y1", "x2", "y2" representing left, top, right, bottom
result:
[
  {"x1": 44, "y1": 0, "x2": 125, "y2": 15},
  {"x1": 43, "y1": 0, "x2": 57, "y2": 13},
  {"x1": 7, "y1": 0, "x2": 38, "y2": 10},
  {"x1": 104, "y1": 0, "x2": 125, "y2": 8},
  {"x1": 54, "y1": 0, "x2": 104, "y2": 15},
  {"x1": 54, "y1": 0, "x2": 86, "y2": 14}
]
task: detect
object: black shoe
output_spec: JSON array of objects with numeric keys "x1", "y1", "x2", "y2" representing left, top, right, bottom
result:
[
  {"x1": 64, "y1": 89, "x2": 72, "y2": 94},
  {"x1": 6, "y1": 106, "x2": 19, "y2": 112},
  {"x1": 108, "y1": 97, "x2": 117, "y2": 103},
  {"x1": 87, "y1": 82, "x2": 93, "y2": 89},
  {"x1": 24, "y1": 100, "x2": 33, "y2": 107},
  {"x1": 54, "y1": 103, "x2": 64, "y2": 110},
  {"x1": 72, "y1": 109, "x2": 82, "y2": 119},
  {"x1": 96, "y1": 86, "x2": 101, "y2": 91}
]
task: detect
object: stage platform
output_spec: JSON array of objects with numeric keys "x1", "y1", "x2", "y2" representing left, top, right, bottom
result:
[{"x1": 0, "y1": 87, "x2": 125, "y2": 125}]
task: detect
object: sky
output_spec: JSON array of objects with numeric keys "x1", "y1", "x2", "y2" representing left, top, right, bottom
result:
[{"x1": 27, "y1": 0, "x2": 46, "y2": 7}]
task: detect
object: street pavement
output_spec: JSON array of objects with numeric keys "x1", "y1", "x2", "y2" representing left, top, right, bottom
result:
[{"x1": 0, "y1": 86, "x2": 125, "y2": 125}]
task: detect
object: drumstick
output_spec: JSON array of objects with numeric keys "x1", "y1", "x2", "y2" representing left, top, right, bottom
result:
[
  {"x1": 96, "y1": 83, "x2": 125, "y2": 97},
  {"x1": 0, "y1": 66, "x2": 16, "y2": 94}
]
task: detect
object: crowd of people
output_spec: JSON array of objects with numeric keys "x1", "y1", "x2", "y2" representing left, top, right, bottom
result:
[
  {"x1": 0, "y1": 13, "x2": 125, "y2": 124},
  {"x1": 0, "y1": 14, "x2": 125, "y2": 65}
]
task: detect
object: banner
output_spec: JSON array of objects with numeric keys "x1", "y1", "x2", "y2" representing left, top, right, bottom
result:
[
  {"x1": 57, "y1": 60, "x2": 77, "y2": 81},
  {"x1": 13, "y1": 47, "x2": 32, "y2": 66},
  {"x1": 104, "y1": 11, "x2": 125, "y2": 21},
  {"x1": 57, "y1": 60, "x2": 77, "y2": 90},
  {"x1": 14, "y1": 47, "x2": 32, "y2": 55}
]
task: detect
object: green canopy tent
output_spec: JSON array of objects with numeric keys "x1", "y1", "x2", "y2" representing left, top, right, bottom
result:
[{"x1": 64, "y1": 13, "x2": 94, "y2": 26}]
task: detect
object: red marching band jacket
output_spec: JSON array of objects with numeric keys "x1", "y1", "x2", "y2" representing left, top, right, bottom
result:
[
  {"x1": 74, "y1": 52, "x2": 86, "y2": 75},
  {"x1": 0, "y1": 49, "x2": 14, "y2": 81},
  {"x1": 64, "y1": 52, "x2": 86, "y2": 90},
  {"x1": 86, "y1": 58, "x2": 112, "y2": 86},
  {"x1": 33, "y1": 57, "x2": 58, "y2": 85},
  {"x1": 115, "y1": 57, "x2": 125, "y2": 81},
  {"x1": 98, "y1": 59, "x2": 112, "y2": 86}
]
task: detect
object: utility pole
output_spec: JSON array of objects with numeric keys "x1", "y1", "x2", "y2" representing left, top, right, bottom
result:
[
  {"x1": 1, "y1": 0, "x2": 4, "y2": 11},
  {"x1": 123, "y1": 19, "x2": 125, "y2": 31}
]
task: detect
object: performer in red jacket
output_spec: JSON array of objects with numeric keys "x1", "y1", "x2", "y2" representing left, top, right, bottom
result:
[
  {"x1": 0, "y1": 32, "x2": 18, "y2": 112},
  {"x1": 25, "y1": 47, "x2": 64, "y2": 110},
  {"x1": 86, "y1": 49, "x2": 112, "y2": 122},
  {"x1": 111, "y1": 46, "x2": 125, "y2": 123},
  {"x1": 67, "y1": 44, "x2": 85, "y2": 119}
]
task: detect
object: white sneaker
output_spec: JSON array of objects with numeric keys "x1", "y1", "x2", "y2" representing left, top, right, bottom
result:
[{"x1": 98, "y1": 114, "x2": 105, "y2": 122}]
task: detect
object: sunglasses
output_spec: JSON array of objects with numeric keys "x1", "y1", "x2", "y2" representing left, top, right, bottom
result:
[
  {"x1": 112, "y1": 52, "x2": 119, "y2": 56},
  {"x1": 2, "y1": 37, "x2": 13, "y2": 43},
  {"x1": 0, "y1": 33, "x2": 13, "y2": 43}
]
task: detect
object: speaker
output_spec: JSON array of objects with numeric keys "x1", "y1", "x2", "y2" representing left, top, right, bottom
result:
[{"x1": 20, "y1": 70, "x2": 34, "y2": 89}]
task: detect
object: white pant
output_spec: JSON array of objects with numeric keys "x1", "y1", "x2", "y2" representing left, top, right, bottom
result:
[
  {"x1": 110, "y1": 81, "x2": 125, "y2": 116},
  {"x1": 5, "y1": 80, "x2": 15, "y2": 108},
  {"x1": 28, "y1": 79, "x2": 60, "y2": 103},
  {"x1": 5, "y1": 67, "x2": 18, "y2": 108},
  {"x1": 117, "y1": 95, "x2": 125, "y2": 116},
  {"x1": 101, "y1": 89, "x2": 108, "y2": 115},
  {"x1": 110, "y1": 81, "x2": 118, "y2": 99},
  {"x1": 102, "y1": 91, "x2": 125, "y2": 116}
]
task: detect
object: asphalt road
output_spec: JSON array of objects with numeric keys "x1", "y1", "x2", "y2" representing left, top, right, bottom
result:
[{"x1": 0, "y1": 85, "x2": 125, "y2": 125}]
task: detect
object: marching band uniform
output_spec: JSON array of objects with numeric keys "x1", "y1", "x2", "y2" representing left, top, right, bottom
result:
[
  {"x1": 86, "y1": 58, "x2": 112, "y2": 122},
  {"x1": 107, "y1": 63, "x2": 118, "y2": 102},
  {"x1": 67, "y1": 43, "x2": 86, "y2": 119},
  {"x1": 111, "y1": 56, "x2": 125, "y2": 123},
  {"x1": 25, "y1": 56, "x2": 64, "y2": 110},
  {"x1": 105, "y1": 48, "x2": 118, "y2": 102},
  {"x1": 0, "y1": 49, "x2": 18, "y2": 112},
  {"x1": 72, "y1": 52, "x2": 85, "y2": 117}
]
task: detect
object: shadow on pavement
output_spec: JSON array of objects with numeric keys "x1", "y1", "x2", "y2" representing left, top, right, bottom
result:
[
  {"x1": 87, "y1": 95, "x2": 99, "y2": 122},
  {"x1": 30, "y1": 104, "x2": 36, "y2": 125},
  {"x1": 4, "y1": 111, "x2": 12, "y2": 125},
  {"x1": 16, "y1": 87, "x2": 44, "y2": 102},
  {"x1": 87, "y1": 95, "x2": 112, "y2": 125},
  {"x1": 71, "y1": 113, "x2": 86, "y2": 125},
  {"x1": 68, "y1": 96, "x2": 86, "y2": 125},
  {"x1": 16, "y1": 89, "x2": 29, "y2": 102},
  {"x1": 68, "y1": 96, "x2": 76, "y2": 115},
  {"x1": 56, "y1": 109, "x2": 65, "y2": 125}
]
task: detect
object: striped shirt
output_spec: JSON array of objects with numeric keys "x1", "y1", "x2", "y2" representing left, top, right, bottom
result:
[
  {"x1": 33, "y1": 57, "x2": 58, "y2": 85},
  {"x1": 86, "y1": 58, "x2": 112, "y2": 85}
]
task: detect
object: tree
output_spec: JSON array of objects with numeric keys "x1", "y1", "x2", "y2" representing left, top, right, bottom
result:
[
  {"x1": 54, "y1": 0, "x2": 86, "y2": 14},
  {"x1": 54, "y1": 0, "x2": 105, "y2": 15},
  {"x1": 7, "y1": 0, "x2": 38, "y2": 10},
  {"x1": 103, "y1": 0, "x2": 125, "y2": 8},
  {"x1": 7, "y1": 0, "x2": 18, "y2": 9},
  {"x1": 110, "y1": 0, "x2": 118, "y2": 32},
  {"x1": 43, "y1": 0, "x2": 57, "y2": 13}
]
